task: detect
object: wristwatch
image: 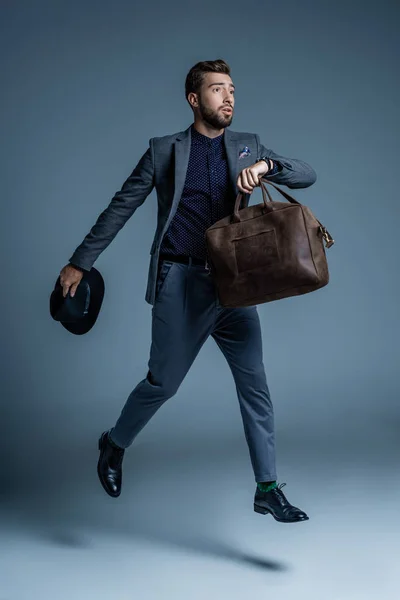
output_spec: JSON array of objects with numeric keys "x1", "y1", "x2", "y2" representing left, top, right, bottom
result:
[
  {"x1": 257, "y1": 156, "x2": 280, "y2": 175},
  {"x1": 258, "y1": 156, "x2": 272, "y2": 166}
]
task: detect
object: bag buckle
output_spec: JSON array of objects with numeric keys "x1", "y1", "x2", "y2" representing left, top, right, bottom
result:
[{"x1": 319, "y1": 225, "x2": 335, "y2": 248}]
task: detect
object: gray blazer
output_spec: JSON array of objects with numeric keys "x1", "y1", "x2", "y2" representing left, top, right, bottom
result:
[{"x1": 69, "y1": 124, "x2": 317, "y2": 306}]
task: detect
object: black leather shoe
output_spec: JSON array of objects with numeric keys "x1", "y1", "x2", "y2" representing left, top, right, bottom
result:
[
  {"x1": 97, "y1": 431, "x2": 125, "y2": 498},
  {"x1": 254, "y1": 482, "x2": 309, "y2": 523}
]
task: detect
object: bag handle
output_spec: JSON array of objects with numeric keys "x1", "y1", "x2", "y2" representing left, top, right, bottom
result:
[
  {"x1": 232, "y1": 178, "x2": 301, "y2": 223},
  {"x1": 231, "y1": 178, "x2": 335, "y2": 248}
]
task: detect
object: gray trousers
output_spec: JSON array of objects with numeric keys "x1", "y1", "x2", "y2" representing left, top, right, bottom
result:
[{"x1": 110, "y1": 258, "x2": 277, "y2": 483}]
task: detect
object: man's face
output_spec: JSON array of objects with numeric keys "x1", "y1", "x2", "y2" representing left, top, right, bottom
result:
[{"x1": 195, "y1": 72, "x2": 235, "y2": 129}]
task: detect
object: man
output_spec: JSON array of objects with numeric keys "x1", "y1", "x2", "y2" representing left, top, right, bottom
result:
[{"x1": 60, "y1": 59, "x2": 316, "y2": 523}]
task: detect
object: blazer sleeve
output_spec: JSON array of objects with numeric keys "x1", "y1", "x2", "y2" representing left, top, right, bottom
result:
[
  {"x1": 255, "y1": 134, "x2": 317, "y2": 189},
  {"x1": 68, "y1": 139, "x2": 155, "y2": 271}
]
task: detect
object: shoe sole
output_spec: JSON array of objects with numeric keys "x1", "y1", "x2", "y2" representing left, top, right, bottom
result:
[
  {"x1": 97, "y1": 435, "x2": 121, "y2": 498},
  {"x1": 254, "y1": 503, "x2": 309, "y2": 522}
]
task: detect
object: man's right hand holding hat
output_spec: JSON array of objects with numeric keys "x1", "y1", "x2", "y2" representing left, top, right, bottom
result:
[{"x1": 59, "y1": 264, "x2": 85, "y2": 298}]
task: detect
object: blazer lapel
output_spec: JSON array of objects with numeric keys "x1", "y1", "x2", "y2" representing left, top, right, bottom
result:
[
  {"x1": 173, "y1": 126, "x2": 192, "y2": 211},
  {"x1": 223, "y1": 127, "x2": 240, "y2": 196}
]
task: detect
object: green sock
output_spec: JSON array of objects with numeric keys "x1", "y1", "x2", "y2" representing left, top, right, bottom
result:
[{"x1": 257, "y1": 481, "x2": 277, "y2": 492}]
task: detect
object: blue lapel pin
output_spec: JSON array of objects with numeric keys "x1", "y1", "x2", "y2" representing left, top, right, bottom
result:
[{"x1": 239, "y1": 146, "x2": 251, "y2": 159}]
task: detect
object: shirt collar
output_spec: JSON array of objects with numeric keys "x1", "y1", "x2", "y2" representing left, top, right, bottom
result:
[{"x1": 191, "y1": 124, "x2": 224, "y2": 147}]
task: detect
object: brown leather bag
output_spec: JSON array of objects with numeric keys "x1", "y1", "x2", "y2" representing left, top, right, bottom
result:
[{"x1": 205, "y1": 178, "x2": 334, "y2": 307}]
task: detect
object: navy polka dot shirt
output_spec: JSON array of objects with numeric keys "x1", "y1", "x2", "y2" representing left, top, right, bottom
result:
[{"x1": 159, "y1": 124, "x2": 280, "y2": 261}]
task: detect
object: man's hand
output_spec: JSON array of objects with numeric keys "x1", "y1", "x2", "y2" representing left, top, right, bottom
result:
[
  {"x1": 59, "y1": 264, "x2": 84, "y2": 298},
  {"x1": 236, "y1": 160, "x2": 271, "y2": 194}
]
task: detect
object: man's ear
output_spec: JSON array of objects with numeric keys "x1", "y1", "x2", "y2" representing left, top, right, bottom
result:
[{"x1": 188, "y1": 92, "x2": 199, "y2": 109}]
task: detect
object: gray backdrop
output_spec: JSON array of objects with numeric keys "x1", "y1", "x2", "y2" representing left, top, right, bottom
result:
[{"x1": 1, "y1": 1, "x2": 399, "y2": 598}]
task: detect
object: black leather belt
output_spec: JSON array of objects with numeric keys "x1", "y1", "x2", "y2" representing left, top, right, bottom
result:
[{"x1": 159, "y1": 253, "x2": 207, "y2": 267}]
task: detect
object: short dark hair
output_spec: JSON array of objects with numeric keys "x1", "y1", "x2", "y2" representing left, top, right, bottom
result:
[{"x1": 185, "y1": 59, "x2": 231, "y2": 109}]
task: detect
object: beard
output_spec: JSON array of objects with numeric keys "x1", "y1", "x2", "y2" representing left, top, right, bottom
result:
[{"x1": 198, "y1": 97, "x2": 233, "y2": 129}]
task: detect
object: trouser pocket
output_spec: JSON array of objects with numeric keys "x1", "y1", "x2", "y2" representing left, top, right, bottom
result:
[{"x1": 155, "y1": 260, "x2": 174, "y2": 300}]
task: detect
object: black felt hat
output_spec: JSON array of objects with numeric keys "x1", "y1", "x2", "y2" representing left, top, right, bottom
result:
[{"x1": 50, "y1": 267, "x2": 105, "y2": 335}]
